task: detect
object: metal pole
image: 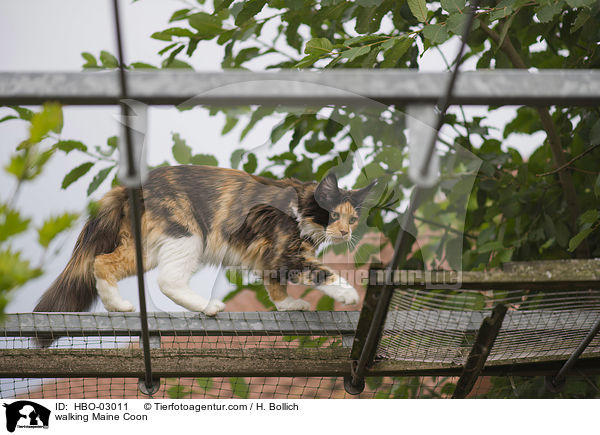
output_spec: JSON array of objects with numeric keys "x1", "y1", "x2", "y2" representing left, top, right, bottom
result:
[
  {"x1": 111, "y1": 0, "x2": 157, "y2": 395},
  {"x1": 419, "y1": 0, "x2": 481, "y2": 178},
  {"x1": 346, "y1": 0, "x2": 481, "y2": 394},
  {"x1": 547, "y1": 316, "x2": 600, "y2": 392}
]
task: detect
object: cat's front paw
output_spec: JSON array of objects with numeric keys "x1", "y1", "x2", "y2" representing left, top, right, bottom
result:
[
  {"x1": 105, "y1": 299, "x2": 135, "y2": 312},
  {"x1": 275, "y1": 297, "x2": 311, "y2": 311},
  {"x1": 317, "y1": 277, "x2": 360, "y2": 305},
  {"x1": 203, "y1": 300, "x2": 226, "y2": 316}
]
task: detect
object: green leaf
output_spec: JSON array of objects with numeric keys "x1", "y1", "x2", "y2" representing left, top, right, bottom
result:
[
  {"x1": 61, "y1": 162, "x2": 94, "y2": 189},
  {"x1": 304, "y1": 38, "x2": 333, "y2": 55},
  {"x1": 0, "y1": 206, "x2": 30, "y2": 243},
  {"x1": 130, "y1": 62, "x2": 157, "y2": 69},
  {"x1": 169, "y1": 8, "x2": 190, "y2": 22},
  {"x1": 356, "y1": 0, "x2": 384, "y2": 5},
  {"x1": 340, "y1": 46, "x2": 370, "y2": 62},
  {"x1": 423, "y1": 24, "x2": 450, "y2": 44},
  {"x1": 568, "y1": 227, "x2": 594, "y2": 252},
  {"x1": 0, "y1": 249, "x2": 42, "y2": 292},
  {"x1": 188, "y1": 12, "x2": 224, "y2": 39},
  {"x1": 243, "y1": 153, "x2": 257, "y2": 173},
  {"x1": 162, "y1": 58, "x2": 193, "y2": 69},
  {"x1": 190, "y1": 154, "x2": 219, "y2": 166},
  {"x1": 489, "y1": 0, "x2": 515, "y2": 20},
  {"x1": 579, "y1": 209, "x2": 599, "y2": 224},
  {"x1": 107, "y1": 136, "x2": 118, "y2": 149},
  {"x1": 167, "y1": 386, "x2": 190, "y2": 398},
  {"x1": 151, "y1": 31, "x2": 173, "y2": 41},
  {"x1": 99, "y1": 50, "x2": 119, "y2": 68},
  {"x1": 55, "y1": 140, "x2": 87, "y2": 154},
  {"x1": 171, "y1": 133, "x2": 192, "y2": 164},
  {"x1": 316, "y1": 295, "x2": 335, "y2": 310},
  {"x1": 230, "y1": 148, "x2": 245, "y2": 169},
  {"x1": 305, "y1": 139, "x2": 334, "y2": 154},
  {"x1": 354, "y1": 243, "x2": 381, "y2": 267},
  {"x1": 478, "y1": 240, "x2": 504, "y2": 253},
  {"x1": 196, "y1": 378, "x2": 213, "y2": 392},
  {"x1": 441, "y1": 0, "x2": 465, "y2": 13},
  {"x1": 241, "y1": 107, "x2": 275, "y2": 140},
  {"x1": 4, "y1": 155, "x2": 26, "y2": 179},
  {"x1": 29, "y1": 103, "x2": 63, "y2": 143},
  {"x1": 535, "y1": 1, "x2": 564, "y2": 23},
  {"x1": 229, "y1": 377, "x2": 250, "y2": 398},
  {"x1": 87, "y1": 166, "x2": 114, "y2": 196},
  {"x1": 571, "y1": 8, "x2": 590, "y2": 33},
  {"x1": 81, "y1": 52, "x2": 98, "y2": 68},
  {"x1": 234, "y1": 0, "x2": 267, "y2": 26},
  {"x1": 565, "y1": 0, "x2": 594, "y2": 7},
  {"x1": 215, "y1": 0, "x2": 235, "y2": 12},
  {"x1": 153, "y1": 27, "x2": 196, "y2": 41},
  {"x1": 11, "y1": 106, "x2": 34, "y2": 121},
  {"x1": 37, "y1": 213, "x2": 79, "y2": 248},
  {"x1": 380, "y1": 37, "x2": 412, "y2": 68},
  {"x1": 0, "y1": 115, "x2": 17, "y2": 124},
  {"x1": 222, "y1": 116, "x2": 238, "y2": 135},
  {"x1": 407, "y1": 0, "x2": 428, "y2": 22},
  {"x1": 594, "y1": 173, "x2": 600, "y2": 198},
  {"x1": 294, "y1": 54, "x2": 320, "y2": 68},
  {"x1": 446, "y1": 13, "x2": 479, "y2": 35}
]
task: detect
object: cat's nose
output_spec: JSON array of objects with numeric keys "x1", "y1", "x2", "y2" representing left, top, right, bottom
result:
[{"x1": 340, "y1": 230, "x2": 348, "y2": 236}]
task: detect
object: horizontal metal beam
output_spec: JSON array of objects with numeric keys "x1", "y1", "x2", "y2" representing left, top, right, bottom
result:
[
  {"x1": 2, "y1": 309, "x2": 599, "y2": 338},
  {"x1": 1, "y1": 311, "x2": 358, "y2": 338},
  {"x1": 1, "y1": 70, "x2": 599, "y2": 106}
]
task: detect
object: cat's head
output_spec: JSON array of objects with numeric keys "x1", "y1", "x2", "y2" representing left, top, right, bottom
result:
[{"x1": 301, "y1": 173, "x2": 376, "y2": 244}]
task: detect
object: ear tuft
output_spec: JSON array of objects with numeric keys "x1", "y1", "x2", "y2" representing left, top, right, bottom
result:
[
  {"x1": 351, "y1": 179, "x2": 377, "y2": 206},
  {"x1": 314, "y1": 172, "x2": 340, "y2": 208}
]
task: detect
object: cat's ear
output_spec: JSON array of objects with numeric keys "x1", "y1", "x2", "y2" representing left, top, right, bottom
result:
[
  {"x1": 351, "y1": 179, "x2": 377, "y2": 206},
  {"x1": 315, "y1": 172, "x2": 340, "y2": 207}
]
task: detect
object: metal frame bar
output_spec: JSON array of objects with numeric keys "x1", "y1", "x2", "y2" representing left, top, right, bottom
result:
[
  {"x1": 547, "y1": 316, "x2": 600, "y2": 392},
  {"x1": 452, "y1": 304, "x2": 507, "y2": 399},
  {"x1": 1, "y1": 70, "x2": 600, "y2": 106},
  {"x1": 3, "y1": 310, "x2": 599, "y2": 338},
  {"x1": 111, "y1": 0, "x2": 155, "y2": 395}
]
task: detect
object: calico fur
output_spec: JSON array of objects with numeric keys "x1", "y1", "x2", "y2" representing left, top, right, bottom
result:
[{"x1": 34, "y1": 165, "x2": 375, "y2": 316}]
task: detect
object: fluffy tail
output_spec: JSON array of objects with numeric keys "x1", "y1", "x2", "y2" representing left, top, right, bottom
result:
[{"x1": 34, "y1": 186, "x2": 129, "y2": 313}]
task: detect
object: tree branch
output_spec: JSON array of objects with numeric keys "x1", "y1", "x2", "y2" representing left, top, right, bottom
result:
[
  {"x1": 536, "y1": 143, "x2": 600, "y2": 177},
  {"x1": 479, "y1": 21, "x2": 589, "y2": 256}
]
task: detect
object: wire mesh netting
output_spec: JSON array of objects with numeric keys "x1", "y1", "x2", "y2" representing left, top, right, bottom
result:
[
  {"x1": 378, "y1": 288, "x2": 600, "y2": 365},
  {"x1": 2, "y1": 293, "x2": 600, "y2": 400}
]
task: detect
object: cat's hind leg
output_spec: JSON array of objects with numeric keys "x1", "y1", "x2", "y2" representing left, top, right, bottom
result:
[
  {"x1": 264, "y1": 279, "x2": 310, "y2": 311},
  {"x1": 93, "y1": 237, "x2": 138, "y2": 312},
  {"x1": 156, "y1": 236, "x2": 225, "y2": 315}
]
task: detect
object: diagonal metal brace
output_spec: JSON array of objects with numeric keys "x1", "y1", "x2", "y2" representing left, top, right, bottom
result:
[
  {"x1": 546, "y1": 315, "x2": 600, "y2": 393},
  {"x1": 452, "y1": 303, "x2": 507, "y2": 399}
]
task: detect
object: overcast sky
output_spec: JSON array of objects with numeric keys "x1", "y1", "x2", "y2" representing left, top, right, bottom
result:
[{"x1": 0, "y1": 0, "x2": 543, "y2": 314}]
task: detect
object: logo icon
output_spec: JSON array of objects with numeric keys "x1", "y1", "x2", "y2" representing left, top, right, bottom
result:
[{"x1": 3, "y1": 401, "x2": 50, "y2": 432}]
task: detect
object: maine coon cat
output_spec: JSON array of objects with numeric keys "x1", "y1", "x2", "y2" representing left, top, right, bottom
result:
[{"x1": 34, "y1": 165, "x2": 376, "y2": 315}]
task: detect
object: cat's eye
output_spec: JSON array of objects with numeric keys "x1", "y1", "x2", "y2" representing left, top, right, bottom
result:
[
  {"x1": 349, "y1": 217, "x2": 357, "y2": 224},
  {"x1": 330, "y1": 212, "x2": 340, "y2": 220}
]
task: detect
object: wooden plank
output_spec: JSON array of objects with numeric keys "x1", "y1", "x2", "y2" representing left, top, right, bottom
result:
[
  {"x1": 1, "y1": 347, "x2": 599, "y2": 378},
  {"x1": 0, "y1": 348, "x2": 351, "y2": 378},
  {"x1": 383, "y1": 260, "x2": 600, "y2": 290}
]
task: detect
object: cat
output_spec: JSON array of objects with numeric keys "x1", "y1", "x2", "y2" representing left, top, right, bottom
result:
[{"x1": 34, "y1": 165, "x2": 376, "y2": 315}]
